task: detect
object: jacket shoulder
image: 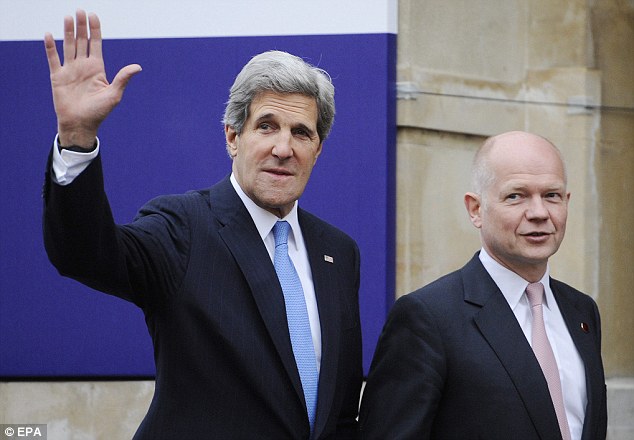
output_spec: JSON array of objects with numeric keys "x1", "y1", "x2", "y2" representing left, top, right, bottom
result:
[{"x1": 298, "y1": 208, "x2": 359, "y2": 248}]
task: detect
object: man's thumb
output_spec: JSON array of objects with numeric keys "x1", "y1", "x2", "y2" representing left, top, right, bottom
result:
[{"x1": 112, "y1": 64, "x2": 142, "y2": 92}]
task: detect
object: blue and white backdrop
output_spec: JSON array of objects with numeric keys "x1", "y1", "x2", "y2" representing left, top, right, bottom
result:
[{"x1": 0, "y1": 0, "x2": 397, "y2": 377}]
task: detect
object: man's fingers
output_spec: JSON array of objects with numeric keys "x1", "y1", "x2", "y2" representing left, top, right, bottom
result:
[
  {"x1": 56, "y1": 11, "x2": 102, "y2": 67},
  {"x1": 62, "y1": 15, "x2": 75, "y2": 64},
  {"x1": 44, "y1": 32, "x2": 61, "y2": 74},
  {"x1": 88, "y1": 13, "x2": 103, "y2": 60},
  {"x1": 75, "y1": 10, "x2": 89, "y2": 59}
]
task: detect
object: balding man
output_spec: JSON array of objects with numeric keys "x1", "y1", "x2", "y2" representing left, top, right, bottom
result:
[{"x1": 360, "y1": 131, "x2": 607, "y2": 440}]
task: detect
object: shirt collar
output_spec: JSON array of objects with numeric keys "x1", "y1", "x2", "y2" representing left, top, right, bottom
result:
[
  {"x1": 478, "y1": 247, "x2": 553, "y2": 310},
  {"x1": 230, "y1": 173, "x2": 301, "y2": 251}
]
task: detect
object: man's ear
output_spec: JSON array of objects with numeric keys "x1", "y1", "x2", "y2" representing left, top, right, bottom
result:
[
  {"x1": 464, "y1": 192, "x2": 483, "y2": 229},
  {"x1": 313, "y1": 142, "x2": 323, "y2": 164},
  {"x1": 225, "y1": 125, "x2": 238, "y2": 158}
]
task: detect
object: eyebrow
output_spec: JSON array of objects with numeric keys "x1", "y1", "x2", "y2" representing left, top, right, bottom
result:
[
  {"x1": 501, "y1": 182, "x2": 566, "y2": 193},
  {"x1": 293, "y1": 122, "x2": 317, "y2": 138},
  {"x1": 253, "y1": 113, "x2": 317, "y2": 137}
]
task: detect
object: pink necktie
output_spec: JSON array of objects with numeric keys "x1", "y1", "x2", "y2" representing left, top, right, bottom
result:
[{"x1": 526, "y1": 282, "x2": 571, "y2": 440}]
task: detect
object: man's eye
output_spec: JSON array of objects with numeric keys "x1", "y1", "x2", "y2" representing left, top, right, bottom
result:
[
  {"x1": 506, "y1": 193, "x2": 520, "y2": 201},
  {"x1": 258, "y1": 123, "x2": 271, "y2": 130}
]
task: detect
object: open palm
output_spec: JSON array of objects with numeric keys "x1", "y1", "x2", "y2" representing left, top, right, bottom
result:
[{"x1": 44, "y1": 10, "x2": 141, "y2": 147}]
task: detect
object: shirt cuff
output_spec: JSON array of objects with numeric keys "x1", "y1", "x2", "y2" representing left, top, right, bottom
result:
[{"x1": 51, "y1": 134, "x2": 100, "y2": 186}]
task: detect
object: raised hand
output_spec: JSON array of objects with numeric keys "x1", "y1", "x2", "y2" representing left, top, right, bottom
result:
[{"x1": 44, "y1": 10, "x2": 142, "y2": 148}]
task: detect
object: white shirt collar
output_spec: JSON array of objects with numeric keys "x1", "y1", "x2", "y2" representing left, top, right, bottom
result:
[
  {"x1": 478, "y1": 247, "x2": 554, "y2": 310},
  {"x1": 230, "y1": 173, "x2": 302, "y2": 252}
]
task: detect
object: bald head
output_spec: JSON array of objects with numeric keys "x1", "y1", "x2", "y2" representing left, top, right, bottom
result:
[
  {"x1": 471, "y1": 131, "x2": 567, "y2": 198},
  {"x1": 464, "y1": 130, "x2": 571, "y2": 281}
]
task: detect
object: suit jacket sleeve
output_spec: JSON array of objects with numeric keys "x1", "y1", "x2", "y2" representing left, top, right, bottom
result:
[
  {"x1": 359, "y1": 292, "x2": 444, "y2": 439},
  {"x1": 336, "y1": 240, "x2": 362, "y2": 439},
  {"x1": 43, "y1": 152, "x2": 191, "y2": 308}
]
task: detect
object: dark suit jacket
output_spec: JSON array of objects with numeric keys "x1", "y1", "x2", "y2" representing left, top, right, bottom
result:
[
  {"x1": 43, "y1": 155, "x2": 363, "y2": 439},
  {"x1": 359, "y1": 253, "x2": 607, "y2": 440}
]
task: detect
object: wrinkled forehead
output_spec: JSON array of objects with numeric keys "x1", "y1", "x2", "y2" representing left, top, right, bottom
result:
[
  {"x1": 493, "y1": 173, "x2": 567, "y2": 195},
  {"x1": 248, "y1": 92, "x2": 318, "y2": 122}
]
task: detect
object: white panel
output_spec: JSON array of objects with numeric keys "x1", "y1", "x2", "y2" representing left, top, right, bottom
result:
[{"x1": 1, "y1": 0, "x2": 397, "y2": 41}]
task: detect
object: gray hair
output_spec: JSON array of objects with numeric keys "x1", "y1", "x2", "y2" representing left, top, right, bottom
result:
[
  {"x1": 470, "y1": 136, "x2": 497, "y2": 197},
  {"x1": 223, "y1": 50, "x2": 335, "y2": 143}
]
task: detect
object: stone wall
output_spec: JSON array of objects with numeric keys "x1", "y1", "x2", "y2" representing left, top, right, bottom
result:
[{"x1": 395, "y1": 0, "x2": 634, "y2": 438}]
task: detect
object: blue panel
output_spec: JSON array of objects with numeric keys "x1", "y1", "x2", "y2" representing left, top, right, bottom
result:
[{"x1": 0, "y1": 34, "x2": 395, "y2": 377}]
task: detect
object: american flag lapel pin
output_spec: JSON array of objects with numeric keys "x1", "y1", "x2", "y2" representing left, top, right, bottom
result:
[{"x1": 324, "y1": 255, "x2": 334, "y2": 264}]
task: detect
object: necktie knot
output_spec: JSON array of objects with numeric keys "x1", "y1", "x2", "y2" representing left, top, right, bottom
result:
[
  {"x1": 273, "y1": 221, "x2": 290, "y2": 247},
  {"x1": 526, "y1": 282, "x2": 545, "y2": 308}
]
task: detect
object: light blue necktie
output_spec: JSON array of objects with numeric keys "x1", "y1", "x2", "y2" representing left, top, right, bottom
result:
[{"x1": 273, "y1": 220, "x2": 319, "y2": 431}]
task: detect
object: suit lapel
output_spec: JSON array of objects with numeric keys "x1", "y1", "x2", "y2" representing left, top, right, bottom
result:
[
  {"x1": 210, "y1": 178, "x2": 306, "y2": 406},
  {"x1": 465, "y1": 256, "x2": 562, "y2": 439},
  {"x1": 551, "y1": 281, "x2": 604, "y2": 440},
  {"x1": 300, "y1": 211, "x2": 341, "y2": 439}
]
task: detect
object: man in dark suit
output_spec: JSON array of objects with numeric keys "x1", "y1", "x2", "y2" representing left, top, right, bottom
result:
[
  {"x1": 359, "y1": 131, "x2": 607, "y2": 439},
  {"x1": 42, "y1": 10, "x2": 362, "y2": 439}
]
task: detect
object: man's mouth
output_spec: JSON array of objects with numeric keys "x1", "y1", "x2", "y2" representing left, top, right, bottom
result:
[
  {"x1": 521, "y1": 231, "x2": 553, "y2": 242},
  {"x1": 266, "y1": 167, "x2": 293, "y2": 176}
]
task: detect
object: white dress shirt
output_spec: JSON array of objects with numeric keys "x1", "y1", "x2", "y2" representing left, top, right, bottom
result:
[
  {"x1": 50, "y1": 137, "x2": 322, "y2": 371},
  {"x1": 479, "y1": 248, "x2": 587, "y2": 440},
  {"x1": 230, "y1": 174, "x2": 321, "y2": 370}
]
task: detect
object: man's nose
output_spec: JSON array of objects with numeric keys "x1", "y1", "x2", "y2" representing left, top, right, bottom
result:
[
  {"x1": 526, "y1": 196, "x2": 549, "y2": 220},
  {"x1": 272, "y1": 131, "x2": 293, "y2": 159}
]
